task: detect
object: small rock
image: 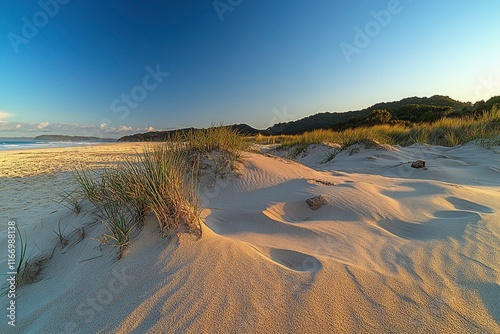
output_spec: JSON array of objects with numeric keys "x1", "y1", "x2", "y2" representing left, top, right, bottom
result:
[
  {"x1": 411, "y1": 160, "x2": 426, "y2": 169},
  {"x1": 306, "y1": 195, "x2": 328, "y2": 210}
]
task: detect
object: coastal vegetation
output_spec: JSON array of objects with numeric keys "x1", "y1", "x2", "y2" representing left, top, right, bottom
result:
[
  {"x1": 257, "y1": 104, "x2": 500, "y2": 150},
  {"x1": 74, "y1": 125, "x2": 247, "y2": 258}
]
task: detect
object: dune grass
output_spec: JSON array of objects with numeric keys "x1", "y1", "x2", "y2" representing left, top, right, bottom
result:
[
  {"x1": 59, "y1": 190, "x2": 82, "y2": 215},
  {"x1": 184, "y1": 125, "x2": 248, "y2": 154},
  {"x1": 96, "y1": 201, "x2": 136, "y2": 258},
  {"x1": 13, "y1": 227, "x2": 48, "y2": 287},
  {"x1": 182, "y1": 124, "x2": 250, "y2": 171},
  {"x1": 15, "y1": 227, "x2": 28, "y2": 282},
  {"x1": 74, "y1": 168, "x2": 137, "y2": 258},
  {"x1": 257, "y1": 106, "x2": 500, "y2": 153},
  {"x1": 54, "y1": 219, "x2": 69, "y2": 248},
  {"x1": 74, "y1": 145, "x2": 201, "y2": 257},
  {"x1": 73, "y1": 125, "x2": 248, "y2": 258},
  {"x1": 408, "y1": 107, "x2": 500, "y2": 147},
  {"x1": 126, "y1": 144, "x2": 202, "y2": 236}
]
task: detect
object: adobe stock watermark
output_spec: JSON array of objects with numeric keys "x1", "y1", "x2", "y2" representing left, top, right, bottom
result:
[
  {"x1": 7, "y1": 0, "x2": 71, "y2": 54},
  {"x1": 465, "y1": 74, "x2": 500, "y2": 103},
  {"x1": 80, "y1": 63, "x2": 169, "y2": 139},
  {"x1": 6, "y1": 221, "x2": 17, "y2": 327},
  {"x1": 340, "y1": 0, "x2": 411, "y2": 64},
  {"x1": 213, "y1": 0, "x2": 243, "y2": 21},
  {"x1": 110, "y1": 64, "x2": 170, "y2": 121},
  {"x1": 267, "y1": 106, "x2": 297, "y2": 133},
  {"x1": 58, "y1": 266, "x2": 135, "y2": 334}
]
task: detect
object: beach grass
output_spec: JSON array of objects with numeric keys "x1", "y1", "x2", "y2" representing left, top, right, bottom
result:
[
  {"x1": 182, "y1": 123, "x2": 250, "y2": 170},
  {"x1": 15, "y1": 227, "x2": 28, "y2": 283},
  {"x1": 74, "y1": 145, "x2": 200, "y2": 257},
  {"x1": 59, "y1": 190, "x2": 82, "y2": 215},
  {"x1": 72, "y1": 125, "x2": 248, "y2": 258},
  {"x1": 257, "y1": 105, "x2": 500, "y2": 152},
  {"x1": 54, "y1": 219, "x2": 69, "y2": 248},
  {"x1": 127, "y1": 143, "x2": 202, "y2": 236},
  {"x1": 14, "y1": 227, "x2": 47, "y2": 287}
]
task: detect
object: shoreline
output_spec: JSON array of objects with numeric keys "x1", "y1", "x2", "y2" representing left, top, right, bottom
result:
[
  {"x1": 0, "y1": 140, "x2": 118, "y2": 152},
  {"x1": 0, "y1": 141, "x2": 126, "y2": 153}
]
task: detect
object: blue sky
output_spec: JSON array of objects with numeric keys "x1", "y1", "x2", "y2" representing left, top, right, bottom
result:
[{"x1": 1, "y1": 0, "x2": 499, "y2": 138}]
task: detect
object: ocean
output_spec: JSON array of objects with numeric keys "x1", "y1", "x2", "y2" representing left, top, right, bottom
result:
[{"x1": 0, "y1": 139, "x2": 106, "y2": 151}]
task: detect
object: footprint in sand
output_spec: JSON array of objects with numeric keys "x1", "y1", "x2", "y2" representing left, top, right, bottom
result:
[
  {"x1": 267, "y1": 248, "x2": 322, "y2": 273},
  {"x1": 446, "y1": 196, "x2": 494, "y2": 214},
  {"x1": 377, "y1": 210, "x2": 481, "y2": 241},
  {"x1": 433, "y1": 210, "x2": 482, "y2": 219},
  {"x1": 263, "y1": 201, "x2": 312, "y2": 223},
  {"x1": 263, "y1": 200, "x2": 360, "y2": 224}
]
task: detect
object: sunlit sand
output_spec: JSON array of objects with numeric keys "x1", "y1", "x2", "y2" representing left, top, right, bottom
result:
[{"x1": 1, "y1": 141, "x2": 499, "y2": 333}]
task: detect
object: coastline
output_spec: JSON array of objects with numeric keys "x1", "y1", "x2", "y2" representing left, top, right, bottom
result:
[{"x1": 0, "y1": 140, "x2": 115, "y2": 152}]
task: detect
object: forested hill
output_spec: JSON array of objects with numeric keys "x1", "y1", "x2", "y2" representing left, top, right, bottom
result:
[{"x1": 266, "y1": 95, "x2": 475, "y2": 135}]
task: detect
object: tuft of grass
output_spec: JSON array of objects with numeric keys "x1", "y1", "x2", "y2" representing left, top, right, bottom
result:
[
  {"x1": 14, "y1": 227, "x2": 47, "y2": 287},
  {"x1": 443, "y1": 130, "x2": 460, "y2": 147},
  {"x1": 54, "y1": 219, "x2": 69, "y2": 248},
  {"x1": 477, "y1": 135, "x2": 500, "y2": 149},
  {"x1": 182, "y1": 124, "x2": 249, "y2": 170},
  {"x1": 102, "y1": 167, "x2": 148, "y2": 226},
  {"x1": 130, "y1": 144, "x2": 202, "y2": 236},
  {"x1": 59, "y1": 190, "x2": 82, "y2": 214},
  {"x1": 74, "y1": 167, "x2": 140, "y2": 258},
  {"x1": 96, "y1": 201, "x2": 136, "y2": 259},
  {"x1": 286, "y1": 142, "x2": 309, "y2": 159},
  {"x1": 74, "y1": 136, "x2": 212, "y2": 257},
  {"x1": 323, "y1": 148, "x2": 341, "y2": 163},
  {"x1": 73, "y1": 168, "x2": 105, "y2": 206},
  {"x1": 15, "y1": 226, "x2": 27, "y2": 282}
]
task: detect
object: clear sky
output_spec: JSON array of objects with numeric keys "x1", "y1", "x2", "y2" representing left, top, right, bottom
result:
[{"x1": 1, "y1": 0, "x2": 499, "y2": 138}]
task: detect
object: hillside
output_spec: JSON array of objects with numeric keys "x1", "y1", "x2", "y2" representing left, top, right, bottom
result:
[{"x1": 267, "y1": 95, "x2": 472, "y2": 135}]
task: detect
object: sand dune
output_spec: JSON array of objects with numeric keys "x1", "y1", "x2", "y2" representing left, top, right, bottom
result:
[{"x1": 1, "y1": 142, "x2": 499, "y2": 333}]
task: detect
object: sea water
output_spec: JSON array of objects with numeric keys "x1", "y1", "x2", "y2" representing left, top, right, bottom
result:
[{"x1": 0, "y1": 139, "x2": 100, "y2": 151}]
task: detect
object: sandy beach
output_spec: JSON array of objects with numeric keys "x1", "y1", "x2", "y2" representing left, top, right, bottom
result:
[
  {"x1": 1, "y1": 141, "x2": 499, "y2": 333},
  {"x1": 0, "y1": 143, "x2": 145, "y2": 233}
]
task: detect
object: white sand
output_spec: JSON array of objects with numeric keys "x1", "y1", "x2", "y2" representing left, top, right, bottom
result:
[
  {"x1": 0, "y1": 143, "x2": 144, "y2": 233},
  {"x1": 1, "y1": 142, "x2": 499, "y2": 333}
]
